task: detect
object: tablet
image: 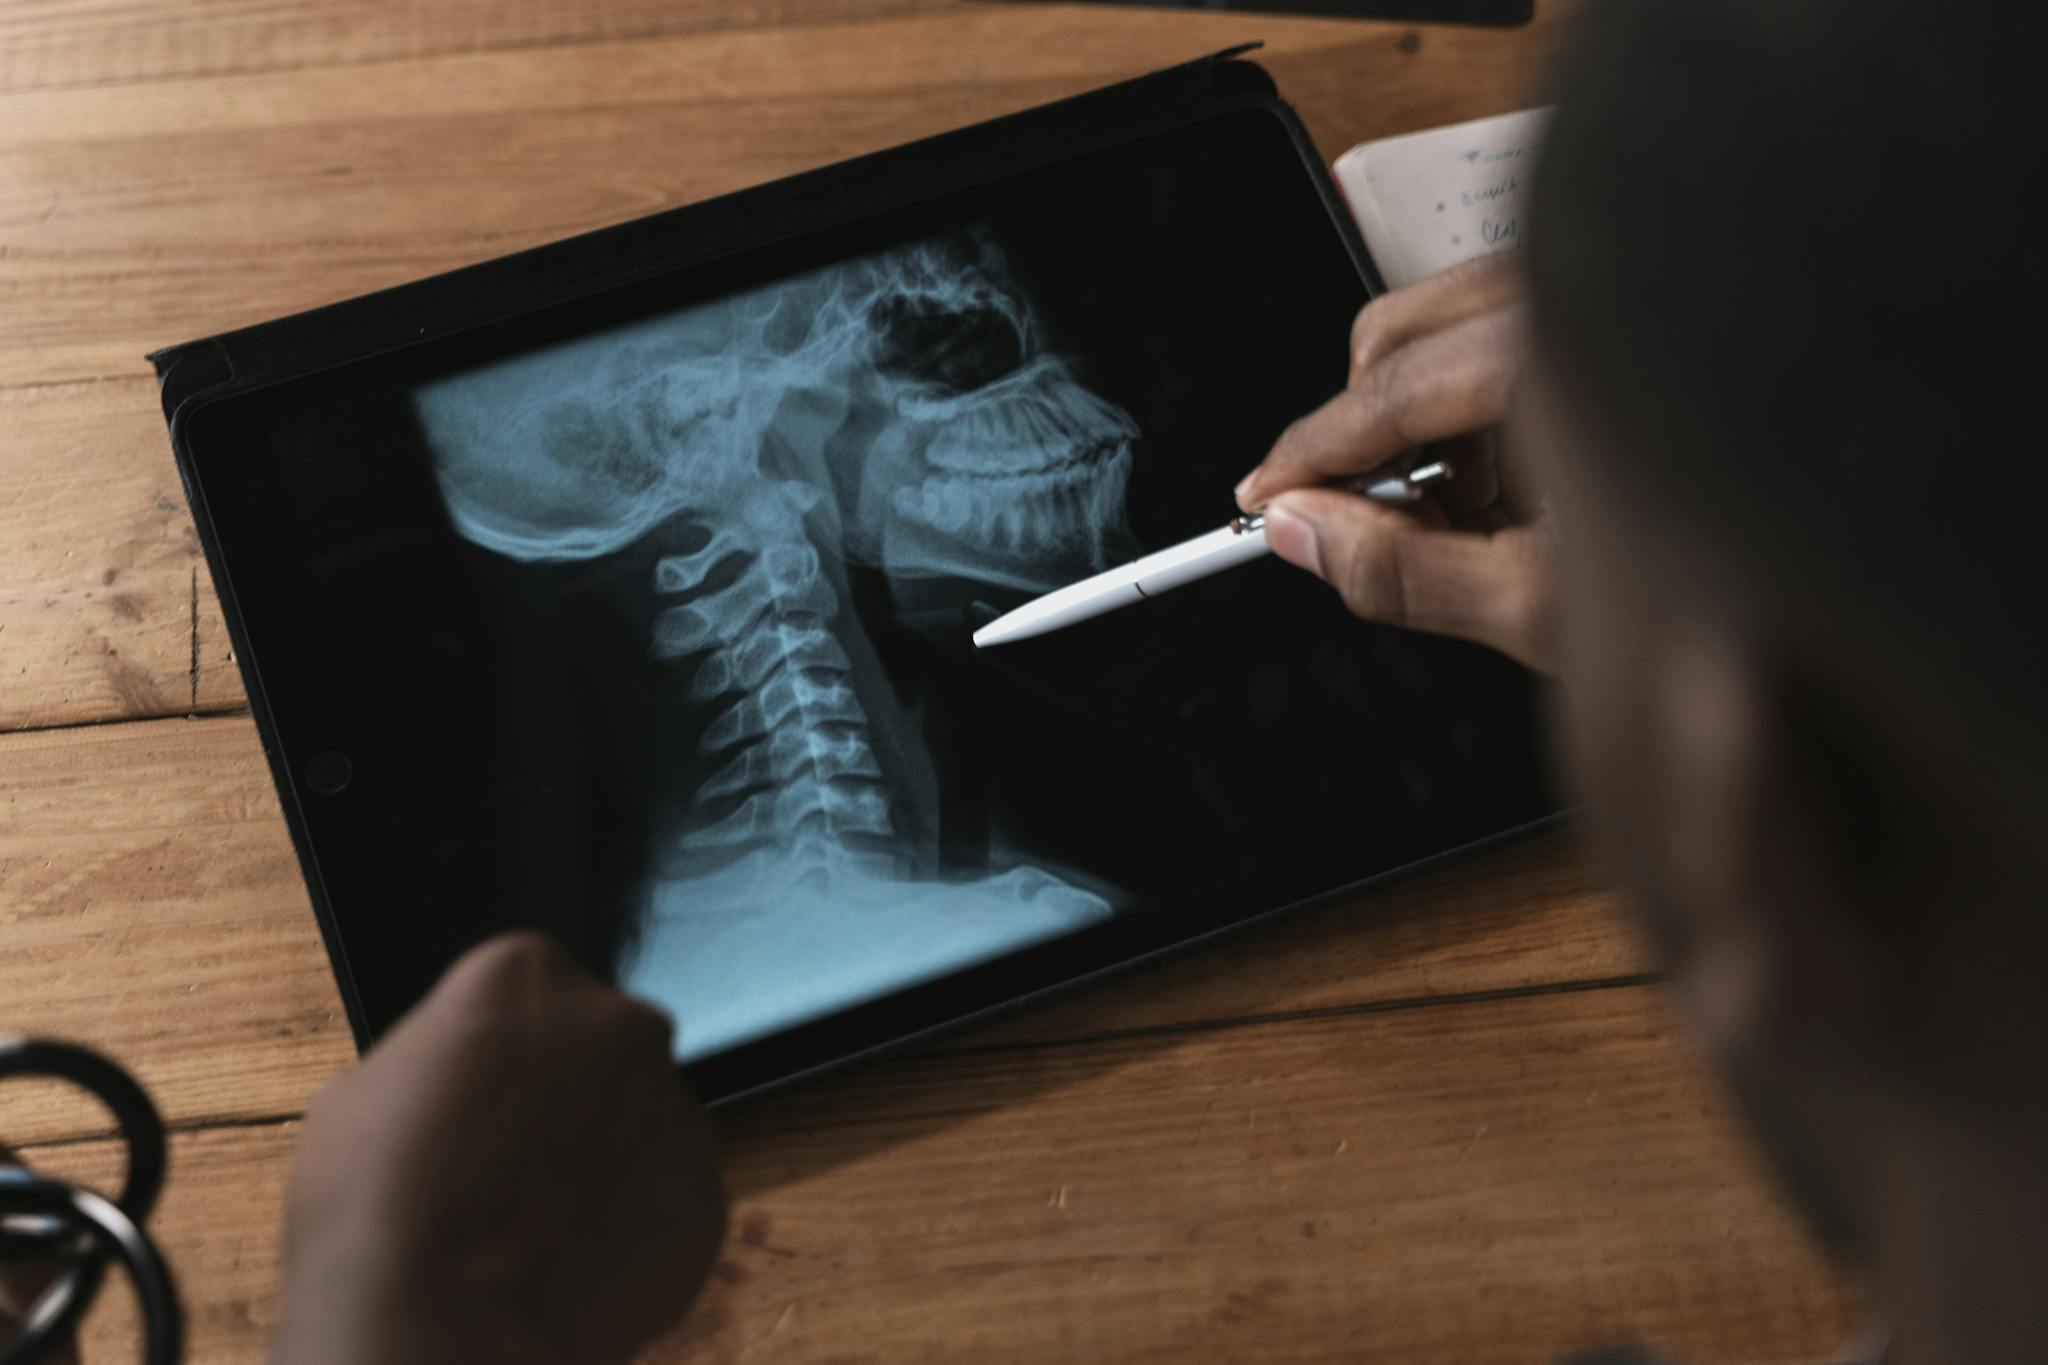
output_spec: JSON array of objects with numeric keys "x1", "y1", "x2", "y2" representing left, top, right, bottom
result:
[{"x1": 156, "y1": 52, "x2": 1558, "y2": 1103}]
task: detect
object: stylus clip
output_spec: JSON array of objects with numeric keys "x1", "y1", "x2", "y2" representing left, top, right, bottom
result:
[{"x1": 1230, "y1": 459, "x2": 1455, "y2": 535}]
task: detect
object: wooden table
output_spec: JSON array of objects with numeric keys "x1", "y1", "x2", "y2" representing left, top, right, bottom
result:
[{"x1": 0, "y1": 3, "x2": 1858, "y2": 1360}]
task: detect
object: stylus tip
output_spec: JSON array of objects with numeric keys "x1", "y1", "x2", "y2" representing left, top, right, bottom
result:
[{"x1": 973, "y1": 616, "x2": 1029, "y2": 648}]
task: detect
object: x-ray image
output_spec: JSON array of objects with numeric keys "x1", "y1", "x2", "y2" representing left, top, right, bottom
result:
[
  {"x1": 247, "y1": 121, "x2": 1551, "y2": 1078},
  {"x1": 414, "y1": 230, "x2": 1148, "y2": 1057}
]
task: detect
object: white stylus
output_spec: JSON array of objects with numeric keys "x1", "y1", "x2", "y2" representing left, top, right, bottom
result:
[{"x1": 973, "y1": 460, "x2": 1454, "y2": 648}]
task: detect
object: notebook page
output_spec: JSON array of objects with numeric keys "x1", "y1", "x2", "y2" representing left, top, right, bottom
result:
[{"x1": 1333, "y1": 107, "x2": 1551, "y2": 291}]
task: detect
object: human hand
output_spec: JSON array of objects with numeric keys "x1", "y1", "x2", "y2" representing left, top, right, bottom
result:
[
  {"x1": 271, "y1": 934, "x2": 726, "y2": 1365},
  {"x1": 1234, "y1": 254, "x2": 1558, "y2": 673}
]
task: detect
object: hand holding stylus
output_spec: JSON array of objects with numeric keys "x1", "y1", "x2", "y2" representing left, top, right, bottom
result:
[
  {"x1": 1236, "y1": 254, "x2": 1559, "y2": 674},
  {"x1": 971, "y1": 461, "x2": 1454, "y2": 647},
  {"x1": 975, "y1": 255, "x2": 1559, "y2": 666}
]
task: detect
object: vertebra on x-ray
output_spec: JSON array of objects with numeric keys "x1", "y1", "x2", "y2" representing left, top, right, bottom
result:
[{"x1": 414, "y1": 228, "x2": 1138, "y2": 1053}]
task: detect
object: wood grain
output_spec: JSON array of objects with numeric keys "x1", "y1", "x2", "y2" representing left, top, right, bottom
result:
[
  {"x1": 0, "y1": 0, "x2": 953, "y2": 95},
  {"x1": 21, "y1": 985, "x2": 1855, "y2": 1365},
  {"x1": 0, "y1": 714, "x2": 351, "y2": 1145},
  {"x1": 0, "y1": 710, "x2": 1638, "y2": 1144},
  {"x1": 0, "y1": 377, "x2": 240, "y2": 731},
  {"x1": 0, "y1": 9, "x2": 1562, "y2": 392}
]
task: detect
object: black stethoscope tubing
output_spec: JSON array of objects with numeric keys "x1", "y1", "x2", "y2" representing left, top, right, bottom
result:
[{"x1": 0, "y1": 1038, "x2": 182, "y2": 1365}]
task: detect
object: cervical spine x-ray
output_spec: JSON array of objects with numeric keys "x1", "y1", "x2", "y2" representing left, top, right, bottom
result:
[{"x1": 415, "y1": 230, "x2": 1142, "y2": 1057}]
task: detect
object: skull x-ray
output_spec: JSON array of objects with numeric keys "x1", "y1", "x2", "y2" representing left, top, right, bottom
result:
[
  {"x1": 232, "y1": 116, "x2": 1551, "y2": 1081},
  {"x1": 415, "y1": 231, "x2": 1150, "y2": 1057}
]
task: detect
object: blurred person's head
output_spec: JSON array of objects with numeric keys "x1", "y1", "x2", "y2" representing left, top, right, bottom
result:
[{"x1": 1520, "y1": 0, "x2": 2047, "y2": 1357}]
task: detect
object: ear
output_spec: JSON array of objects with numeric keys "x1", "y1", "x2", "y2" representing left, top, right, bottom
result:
[{"x1": 1650, "y1": 624, "x2": 1878, "y2": 1067}]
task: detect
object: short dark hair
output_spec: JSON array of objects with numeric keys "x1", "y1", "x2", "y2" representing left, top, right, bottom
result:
[{"x1": 1528, "y1": 0, "x2": 2045, "y2": 788}]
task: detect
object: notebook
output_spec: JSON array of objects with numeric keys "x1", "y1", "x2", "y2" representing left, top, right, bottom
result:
[{"x1": 1333, "y1": 106, "x2": 1551, "y2": 291}]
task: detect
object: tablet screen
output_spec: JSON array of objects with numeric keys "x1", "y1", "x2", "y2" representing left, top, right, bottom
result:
[{"x1": 196, "y1": 107, "x2": 1553, "y2": 1084}]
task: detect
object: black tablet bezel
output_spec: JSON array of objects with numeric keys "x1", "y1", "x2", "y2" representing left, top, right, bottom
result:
[{"x1": 163, "y1": 59, "x2": 1560, "y2": 1106}]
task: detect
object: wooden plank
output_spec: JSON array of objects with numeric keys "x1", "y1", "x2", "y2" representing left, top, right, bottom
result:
[
  {"x1": 0, "y1": 0, "x2": 953, "y2": 96},
  {"x1": 0, "y1": 9, "x2": 1563, "y2": 390},
  {"x1": 0, "y1": 711, "x2": 1639, "y2": 1144},
  {"x1": 0, "y1": 377, "x2": 240, "y2": 731},
  {"x1": 0, "y1": 715, "x2": 353, "y2": 1146},
  {"x1": 21, "y1": 986, "x2": 1854, "y2": 1365},
  {"x1": 706, "y1": 987, "x2": 1856, "y2": 1364}
]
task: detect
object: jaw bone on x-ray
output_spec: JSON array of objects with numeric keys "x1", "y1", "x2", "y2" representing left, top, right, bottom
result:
[{"x1": 414, "y1": 230, "x2": 1141, "y2": 1056}]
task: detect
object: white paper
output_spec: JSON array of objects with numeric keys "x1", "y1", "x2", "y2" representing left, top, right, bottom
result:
[{"x1": 1334, "y1": 107, "x2": 1552, "y2": 291}]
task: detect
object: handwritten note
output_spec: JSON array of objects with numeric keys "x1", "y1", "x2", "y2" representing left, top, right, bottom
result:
[{"x1": 1333, "y1": 107, "x2": 1551, "y2": 291}]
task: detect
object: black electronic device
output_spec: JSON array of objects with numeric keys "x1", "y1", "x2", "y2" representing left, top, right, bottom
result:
[{"x1": 152, "y1": 51, "x2": 1559, "y2": 1104}]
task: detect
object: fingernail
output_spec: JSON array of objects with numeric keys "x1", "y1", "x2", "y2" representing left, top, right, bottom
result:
[
  {"x1": 1262, "y1": 499, "x2": 1324, "y2": 579},
  {"x1": 1233, "y1": 470, "x2": 1261, "y2": 507}
]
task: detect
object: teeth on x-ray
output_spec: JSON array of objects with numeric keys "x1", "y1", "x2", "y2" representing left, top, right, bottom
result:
[
  {"x1": 914, "y1": 359, "x2": 1139, "y2": 471},
  {"x1": 414, "y1": 227, "x2": 1136, "y2": 1050}
]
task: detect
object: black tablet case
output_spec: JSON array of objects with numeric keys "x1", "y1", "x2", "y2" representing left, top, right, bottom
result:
[{"x1": 147, "y1": 49, "x2": 1403, "y2": 1077}]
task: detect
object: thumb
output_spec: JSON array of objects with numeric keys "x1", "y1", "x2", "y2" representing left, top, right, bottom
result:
[{"x1": 1263, "y1": 488, "x2": 1553, "y2": 672}]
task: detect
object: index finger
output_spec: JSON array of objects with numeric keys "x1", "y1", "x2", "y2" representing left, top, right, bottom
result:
[
  {"x1": 1348, "y1": 253, "x2": 1526, "y2": 383},
  {"x1": 1237, "y1": 306, "x2": 1524, "y2": 510}
]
